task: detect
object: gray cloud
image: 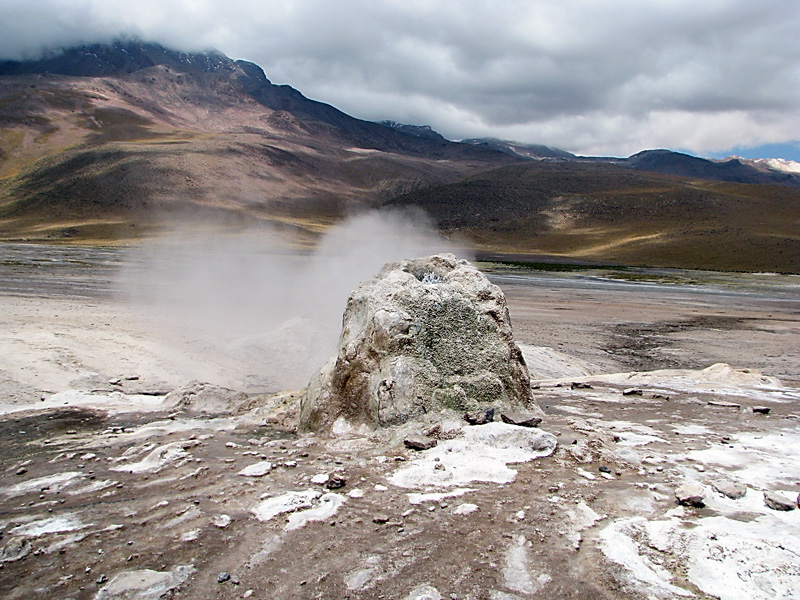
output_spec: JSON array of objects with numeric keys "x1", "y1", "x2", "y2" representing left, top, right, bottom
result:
[{"x1": 1, "y1": 0, "x2": 799, "y2": 157}]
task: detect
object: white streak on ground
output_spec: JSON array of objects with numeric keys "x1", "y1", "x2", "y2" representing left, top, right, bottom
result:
[{"x1": 389, "y1": 423, "x2": 557, "y2": 489}]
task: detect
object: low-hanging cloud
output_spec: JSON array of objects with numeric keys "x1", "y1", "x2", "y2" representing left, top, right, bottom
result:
[
  {"x1": 2, "y1": 1, "x2": 799, "y2": 157},
  {"x1": 119, "y1": 209, "x2": 469, "y2": 393}
]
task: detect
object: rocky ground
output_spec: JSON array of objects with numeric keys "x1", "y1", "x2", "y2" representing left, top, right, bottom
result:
[{"x1": 1, "y1": 245, "x2": 799, "y2": 600}]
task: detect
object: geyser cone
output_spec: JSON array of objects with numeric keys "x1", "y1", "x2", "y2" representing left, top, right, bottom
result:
[{"x1": 300, "y1": 253, "x2": 538, "y2": 433}]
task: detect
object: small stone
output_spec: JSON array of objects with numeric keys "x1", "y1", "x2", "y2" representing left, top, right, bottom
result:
[
  {"x1": 752, "y1": 406, "x2": 771, "y2": 415},
  {"x1": 15, "y1": 467, "x2": 27, "y2": 476},
  {"x1": 212, "y1": 514, "x2": 232, "y2": 528},
  {"x1": 707, "y1": 400, "x2": 741, "y2": 409},
  {"x1": 372, "y1": 514, "x2": 390, "y2": 524},
  {"x1": 217, "y1": 572, "x2": 231, "y2": 583},
  {"x1": 464, "y1": 408, "x2": 494, "y2": 425},
  {"x1": 96, "y1": 575, "x2": 108, "y2": 585},
  {"x1": 404, "y1": 436, "x2": 438, "y2": 451},
  {"x1": 0, "y1": 537, "x2": 32, "y2": 563},
  {"x1": 238, "y1": 462, "x2": 273, "y2": 477},
  {"x1": 598, "y1": 465, "x2": 612, "y2": 474},
  {"x1": 764, "y1": 491, "x2": 796, "y2": 511},
  {"x1": 571, "y1": 382, "x2": 593, "y2": 390},
  {"x1": 326, "y1": 474, "x2": 346, "y2": 490},
  {"x1": 310, "y1": 473, "x2": 329, "y2": 485},
  {"x1": 711, "y1": 480, "x2": 747, "y2": 500},
  {"x1": 675, "y1": 482, "x2": 705, "y2": 507},
  {"x1": 434, "y1": 463, "x2": 445, "y2": 471},
  {"x1": 622, "y1": 388, "x2": 643, "y2": 396},
  {"x1": 453, "y1": 503, "x2": 479, "y2": 515},
  {"x1": 500, "y1": 411, "x2": 543, "y2": 428}
]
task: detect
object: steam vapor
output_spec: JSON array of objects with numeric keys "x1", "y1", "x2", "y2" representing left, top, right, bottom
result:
[{"x1": 119, "y1": 210, "x2": 470, "y2": 392}]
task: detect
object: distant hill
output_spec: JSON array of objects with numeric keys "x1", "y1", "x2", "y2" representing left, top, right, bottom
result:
[
  {"x1": 607, "y1": 149, "x2": 800, "y2": 188},
  {"x1": 457, "y1": 140, "x2": 800, "y2": 189},
  {"x1": 461, "y1": 138, "x2": 576, "y2": 160},
  {"x1": 387, "y1": 160, "x2": 800, "y2": 273}
]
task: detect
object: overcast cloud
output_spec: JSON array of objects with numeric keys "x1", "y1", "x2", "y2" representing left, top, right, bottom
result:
[{"x1": 1, "y1": 0, "x2": 799, "y2": 157}]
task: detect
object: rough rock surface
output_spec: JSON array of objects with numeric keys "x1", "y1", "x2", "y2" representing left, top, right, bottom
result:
[
  {"x1": 95, "y1": 565, "x2": 193, "y2": 600},
  {"x1": 404, "y1": 436, "x2": 438, "y2": 451},
  {"x1": 675, "y1": 482, "x2": 706, "y2": 507},
  {"x1": 711, "y1": 479, "x2": 747, "y2": 500},
  {"x1": 500, "y1": 410, "x2": 543, "y2": 428},
  {"x1": 763, "y1": 491, "x2": 796, "y2": 511},
  {"x1": 300, "y1": 254, "x2": 536, "y2": 432},
  {"x1": 165, "y1": 381, "x2": 248, "y2": 415}
]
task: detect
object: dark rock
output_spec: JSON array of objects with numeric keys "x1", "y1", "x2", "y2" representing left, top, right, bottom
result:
[
  {"x1": 404, "y1": 436, "x2": 438, "y2": 451},
  {"x1": 598, "y1": 465, "x2": 611, "y2": 474},
  {"x1": 675, "y1": 482, "x2": 705, "y2": 507},
  {"x1": 571, "y1": 382, "x2": 593, "y2": 390},
  {"x1": 217, "y1": 572, "x2": 231, "y2": 583},
  {"x1": 500, "y1": 411, "x2": 542, "y2": 428},
  {"x1": 15, "y1": 467, "x2": 27, "y2": 476},
  {"x1": 752, "y1": 406, "x2": 771, "y2": 414},
  {"x1": 764, "y1": 491, "x2": 796, "y2": 511},
  {"x1": 464, "y1": 408, "x2": 494, "y2": 425},
  {"x1": 326, "y1": 474, "x2": 347, "y2": 490}
]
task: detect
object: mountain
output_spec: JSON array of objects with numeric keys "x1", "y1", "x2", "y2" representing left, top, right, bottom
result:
[
  {"x1": 1, "y1": 40, "x2": 798, "y2": 271},
  {"x1": 461, "y1": 138, "x2": 576, "y2": 160},
  {"x1": 0, "y1": 40, "x2": 507, "y2": 159},
  {"x1": 736, "y1": 156, "x2": 800, "y2": 175},
  {"x1": 578, "y1": 149, "x2": 800, "y2": 188},
  {"x1": 387, "y1": 159, "x2": 800, "y2": 273},
  {"x1": 456, "y1": 141, "x2": 800, "y2": 189},
  {"x1": 0, "y1": 40, "x2": 513, "y2": 244},
  {"x1": 618, "y1": 150, "x2": 800, "y2": 187},
  {"x1": 380, "y1": 121, "x2": 448, "y2": 141}
]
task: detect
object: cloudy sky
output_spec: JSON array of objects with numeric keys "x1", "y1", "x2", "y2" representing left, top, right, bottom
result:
[{"x1": 2, "y1": 0, "x2": 799, "y2": 159}]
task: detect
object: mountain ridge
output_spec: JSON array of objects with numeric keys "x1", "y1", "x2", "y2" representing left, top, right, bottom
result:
[
  {"x1": 0, "y1": 40, "x2": 509, "y2": 160},
  {"x1": 0, "y1": 40, "x2": 798, "y2": 272}
]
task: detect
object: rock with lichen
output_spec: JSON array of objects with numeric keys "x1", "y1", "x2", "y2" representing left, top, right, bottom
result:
[{"x1": 300, "y1": 254, "x2": 537, "y2": 432}]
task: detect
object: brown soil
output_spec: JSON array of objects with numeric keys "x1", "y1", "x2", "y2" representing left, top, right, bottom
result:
[{"x1": 0, "y1": 248, "x2": 798, "y2": 600}]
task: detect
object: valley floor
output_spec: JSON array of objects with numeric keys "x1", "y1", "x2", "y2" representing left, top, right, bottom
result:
[{"x1": 1, "y1": 244, "x2": 799, "y2": 600}]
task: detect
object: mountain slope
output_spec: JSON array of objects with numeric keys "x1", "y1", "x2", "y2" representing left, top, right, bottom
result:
[
  {"x1": 0, "y1": 40, "x2": 512, "y2": 243},
  {"x1": 582, "y1": 149, "x2": 800, "y2": 188},
  {"x1": 461, "y1": 138, "x2": 576, "y2": 160},
  {"x1": 388, "y1": 160, "x2": 800, "y2": 272},
  {"x1": 0, "y1": 40, "x2": 505, "y2": 159}
]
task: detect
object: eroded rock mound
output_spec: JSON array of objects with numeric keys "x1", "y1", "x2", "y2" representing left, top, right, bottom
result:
[{"x1": 300, "y1": 254, "x2": 536, "y2": 432}]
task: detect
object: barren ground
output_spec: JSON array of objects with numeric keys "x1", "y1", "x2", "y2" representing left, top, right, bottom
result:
[{"x1": 1, "y1": 245, "x2": 799, "y2": 600}]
